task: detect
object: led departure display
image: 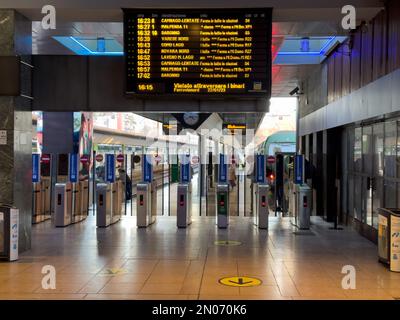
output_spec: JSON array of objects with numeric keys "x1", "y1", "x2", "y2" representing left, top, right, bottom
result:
[{"x1": 123, "y1": 9, "x2": 272, "y2": 96}]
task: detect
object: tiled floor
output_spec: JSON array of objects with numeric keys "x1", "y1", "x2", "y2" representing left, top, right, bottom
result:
[{"x1": 0, "y1": 215, "x2": 399, "y2": 300}]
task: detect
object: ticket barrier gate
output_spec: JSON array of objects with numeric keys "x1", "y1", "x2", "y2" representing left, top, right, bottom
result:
[
  {"x1": 32, "y1": 179, "x2": 52, "y2": 224},
  {"x1": 42, "y1": 179, "x2": 51, "y2": 219},
  {"x1": 96, "y1": 183, "x2": 112, "y2": 227},
  {"x1": 111, "y1": 181, "x2": 122, "y2": 224},
  {"x1": 137, "y1": 182, "x2": 157, "y2": 227},
  {"x1": 294, "y1": 184, "x2": 312, "y2": 229},
  {"x1": 177, "y1": 183, "x2": 192, "y2": 228},
  {"x1": 32, "y1": 182, "x2": 43, "y2": 223},
  {"x1": 54, "y1": 182, "x2": 72, "y2": 227},
  {"x1": 253, "y1": 184, "x2": 269, "y2": 229},
  {"x1": 216, "y1": 183, "x2": 229, "y2": 228},
  {"x1": 71, "y1": 180, "x2": 89, "y2": 224},
  {"x1": 80, "y1": 179, "x2": 89, "y2": 217},
  {"x1": 71, "y1": 182, "x2": 81, "y2": 223},
  {"x1": 96, "y1": 182, "x2": 121, "y2": 227}
]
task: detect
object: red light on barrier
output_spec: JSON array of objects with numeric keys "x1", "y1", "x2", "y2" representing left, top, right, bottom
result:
[
  {"x1": 261, "y1": 196, "x2": 266, "y2": 207},
  {"x1": 303, "y1": 196, "x2": 307, "y2": 208}
]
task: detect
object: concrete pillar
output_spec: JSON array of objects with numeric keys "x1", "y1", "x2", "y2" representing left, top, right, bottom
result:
[{"x1": 0, "y1": 10, "x2": 32, "y2": 252}]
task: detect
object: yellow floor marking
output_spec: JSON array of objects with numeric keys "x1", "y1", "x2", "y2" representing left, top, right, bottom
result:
[
  {"x1": 214, "y1": 240, "x2": 242, "y2": 246},
  {"x1": 219, "y1": 276, "x2": 262, "y2": 287}
]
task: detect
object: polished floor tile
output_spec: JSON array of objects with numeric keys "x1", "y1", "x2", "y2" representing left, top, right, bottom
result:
[{"x1": 0, "y1": 215, "x2": 397, "y2": 300}]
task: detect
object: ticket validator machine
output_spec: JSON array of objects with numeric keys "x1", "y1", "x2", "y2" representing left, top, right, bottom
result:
[
  {"x1": 96, "y1": 154, "x2": 121, "y2": 227},
  {"x1": 137, "y1": 154, "x2": 157, "y2": 227},
  {"x1": 253, "y1": 154, "x2": 269, "y2": 229},
  {"x1": 216, "y1": 154, "x2": 229, "y2": 228},
  {"x1": 54, "y1": 153, "x2": 79, "y2": 227},
  {"x1": 177, "y1": 154, "x2": 192, "y2": 228}
]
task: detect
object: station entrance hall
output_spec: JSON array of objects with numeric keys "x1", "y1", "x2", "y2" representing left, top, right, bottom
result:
[{"x1": 1, "y1": 0, "x2": 400, "y2": 302}]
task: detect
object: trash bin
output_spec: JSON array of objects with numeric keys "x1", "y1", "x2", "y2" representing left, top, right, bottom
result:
[
  {"x1": 378, "y1": 208, "x2": 400, "y2": 272},
  {"x1": 0, "y1": 205, "x2": 19, "y2": 261},
  {"x1": 295, "y1": 184, "x2": 312, "y2": 229}
]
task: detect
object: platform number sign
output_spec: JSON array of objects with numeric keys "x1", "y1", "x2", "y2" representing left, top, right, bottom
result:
[
  {"x1": 180, "y1": 154, "x2": 191, "y2": 183},
  {"x1": 69, "y1": 153, "x2": 78, "y2": 183},
  {"x1": 143, "y1": 154, "x2": 153, "y2": 183},
  {"x1": 32, "y1": 154, "x2": 40, "y2": 183},
  {"x1": 294, "y1": 154, "x2": 304, "y2": 184},
  {"x1": 219, "y1": 154, "x2": 227, "y2": 183},
  {"x1": 106, "y1": 154, "x2": 115, "y2": 183},
  {"x1": 256, "y1": 154, "x2": 265, "y2": 183}
]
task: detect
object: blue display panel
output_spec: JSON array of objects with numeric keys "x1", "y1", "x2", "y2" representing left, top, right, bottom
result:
[
  {"x1": 219, "y1": 154, "x2": 227, "y2": 183},
  {"x1": 294, "y1": 154, "x2": 304, "y2": 184},
  {"x1": 256, "y1": 154, "x2": 266, "y2": 183},
  {"x1": 32, "y1": 154, "x2": 40, "y2": 183},
  {"x1": 69, "y1": 153, "x2": 79, "y2": 183},
  {"x1": 180, "y1": 154, "x2": 191, "y2": 183},
  {"x1": 106, "y1": 154, "x2": 116, "y2": 182},
  {"x1": 143, "y1": 154, "x2": 153, "y2": 182}
]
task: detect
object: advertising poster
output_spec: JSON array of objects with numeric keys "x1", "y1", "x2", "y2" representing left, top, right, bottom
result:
[
  {"x1": 9, "y1": 209, "x2": 19, "y2": 261},
  {"x1": 390, "y1": 215, "x2": 400, "y2": 272},
  {"x1": 73, "y1": 112, "x2": 93, "y2": 178},
  {"x1": 378, "y1": 214, "x2": 388, "y2": 261}
]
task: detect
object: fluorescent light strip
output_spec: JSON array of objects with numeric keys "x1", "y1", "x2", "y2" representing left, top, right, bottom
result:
[
  {"x1": 69, "y1": 36, "x2": 123, "y2": 55},
  {"x1": 277, "y1": 36, "x2": 336, "y2": 56}
]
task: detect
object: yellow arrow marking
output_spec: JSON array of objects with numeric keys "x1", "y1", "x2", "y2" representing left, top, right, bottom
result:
[
  {"x1": 214, "y1": 240, "x2": 242, "y2": 246},
  {"x1": 104, "y1": 268, "x2": 127, "y2": 275},
  {"x1": 219, "y1": 276, "x2": 262, "y2": 287}
]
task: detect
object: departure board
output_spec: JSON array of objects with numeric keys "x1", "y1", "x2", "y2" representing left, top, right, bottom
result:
[{"x1": 123, "y1": 9, "x2": 272, "y2": 96}]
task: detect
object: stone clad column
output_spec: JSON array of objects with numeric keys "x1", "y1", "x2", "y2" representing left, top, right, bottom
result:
[{"x1": 0, "y1": 10, "x2": 32, "y2": 252}]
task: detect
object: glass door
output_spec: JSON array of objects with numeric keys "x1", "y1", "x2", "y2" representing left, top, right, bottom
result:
[
  {"x1": 362, "y1": 126, "x2": 373, "y2": 226},
  {"x1": 372, "y1": 123, "x2": 384, "y2": 229},
  {"x1": 353, "y1": 127, "x2": 363, "y2": 221}
]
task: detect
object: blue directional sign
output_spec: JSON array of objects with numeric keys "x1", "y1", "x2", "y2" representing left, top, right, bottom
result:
[
  {"x1": 143, "y1": 154, "x2": 153, "y2": 182},
  {"x1": 32, "y1": 154, "x2": 40, "y2": 183},
  {"x1": 106, "y1": 154, "x2": 115, "y2": 182},
  {"x1": 180, "y1": 154, "x2": 191, "y2": 183},
  {"x1": 219, "y1": 154, "x2": 227, "y2": 183},
  {"x1": 69, "y1": 153, "x2": 78, "y2": 183},
  {"x1": 294, "y1": 154, "x2": 304, "y2": 184},
  {"x1": 256, "y1": 154, "x2": 266, "y2": 183}
]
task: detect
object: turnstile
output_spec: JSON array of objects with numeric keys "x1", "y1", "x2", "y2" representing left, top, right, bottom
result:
[
  {"x1": 254, "y1": 184, "x2": 269, "y2": 229},
  {"x1": 216, "y1": 183, "x2": 229, "y2": 228},
  {"x1": 32, "y1": 179, "x2": 52, "y2": 224},
  {"x1": 42, "y1": 178, "x2": 52, "y2": 220},
  {"x1": 177, "y1": 183, "x2": 192, "y2": 228},
  {"x1": 71, "y1": 182, "x2": 81, "y2": 223},
  {"x1": 294, "y1": 184, "x2": 312, "y2": 229},
  {"x1": 32, "y1": 182, "x2": 43, "y2": 223},
  {"x1": 54, "y1": 182, "x2": 72, "y2": 227},
  {"x1": 137, "y1": 182, "x2": 157, "y2": 227},
  {"x1": 96, "y1": 183, "x2": 112, "y2": 227},
  {"x1": 111, "y1": 181, "x2": 122, "y2": 224},
  {"x1": 80, "y1": 179, "x2": 89, "y2": 217}
]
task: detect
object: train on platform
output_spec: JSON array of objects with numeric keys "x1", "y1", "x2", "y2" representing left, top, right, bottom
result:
[{"x1": 257, "y1": 130, "x2": 296, "y2": 215}]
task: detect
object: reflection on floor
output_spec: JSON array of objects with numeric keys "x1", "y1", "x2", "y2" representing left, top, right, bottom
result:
[{"x1": 0, "y1": 216, "x2": 399, "y2": 300}]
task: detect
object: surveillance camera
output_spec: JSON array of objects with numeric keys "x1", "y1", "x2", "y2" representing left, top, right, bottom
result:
[{"x1": 289, "y1": 87, "x2": 300, "y2": 96}]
